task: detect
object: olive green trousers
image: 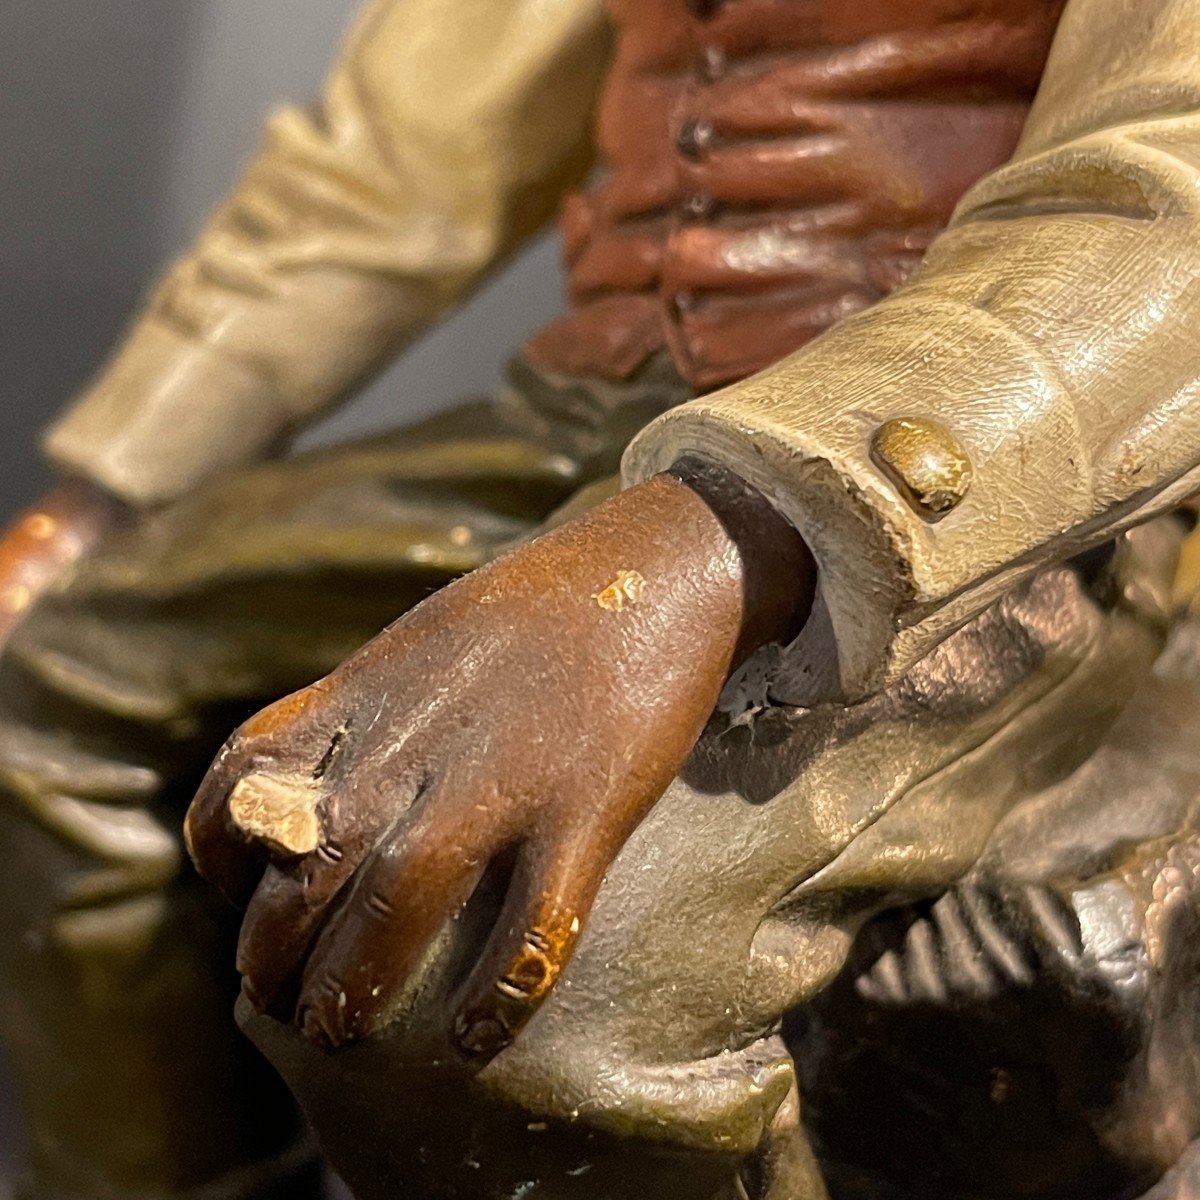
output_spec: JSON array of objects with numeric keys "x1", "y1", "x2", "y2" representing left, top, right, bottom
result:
[
  {"x1": 0, "y1": 356, "x2": 690, "y2": 1200},
  {"x1": 4, "y1": 350, "x2": 1196, "y2": 1200}
]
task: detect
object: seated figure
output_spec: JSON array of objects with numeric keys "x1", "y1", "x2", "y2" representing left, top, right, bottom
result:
[{"x1": 5, "y1": 0, "x2": 1200, "y2": 1197}]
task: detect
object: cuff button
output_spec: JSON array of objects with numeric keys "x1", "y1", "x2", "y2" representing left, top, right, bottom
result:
[{"x1": 871, "y1": 418, "x2": 972, "y2": 519}]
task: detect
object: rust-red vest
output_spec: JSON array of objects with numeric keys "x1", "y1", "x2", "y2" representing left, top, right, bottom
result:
[{"x1": 524, "y1": 0, "x2": 1065, "y2": 391}]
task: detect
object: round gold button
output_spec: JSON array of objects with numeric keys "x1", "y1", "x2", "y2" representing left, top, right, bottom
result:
[{"x1": 871, "y1": 418, "x2": 972, "y2": 519}]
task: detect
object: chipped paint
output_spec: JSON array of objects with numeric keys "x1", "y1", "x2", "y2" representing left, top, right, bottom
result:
[{"x1": 594, "y1": 569, "x2": 646, "y2": 612}]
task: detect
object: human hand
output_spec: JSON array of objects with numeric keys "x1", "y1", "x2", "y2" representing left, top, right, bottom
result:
[
  {"x1": 0, "y1": 480, "x2": 125, "y2": 649},
  {"x1": 186, "y1": 466, "x2": 813, "y2": 1057}
]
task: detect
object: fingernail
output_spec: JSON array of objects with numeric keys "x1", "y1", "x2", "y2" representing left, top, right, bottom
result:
[{"x1": 454, "y1": 1012, "x2": 511, "y2": 1059}]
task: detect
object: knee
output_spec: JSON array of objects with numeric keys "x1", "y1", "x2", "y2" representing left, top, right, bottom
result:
[{"x1": 0, "y1": 784, "x2": 182, "y2": 972}]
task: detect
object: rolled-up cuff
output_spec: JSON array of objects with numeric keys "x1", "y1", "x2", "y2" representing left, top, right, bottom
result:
[
  {"x1": 43, "y1": 320, "x2": 292, "y2": 507},
  {"x1": 622, "y1": 296, "x2": 1093, "y2": 703}
]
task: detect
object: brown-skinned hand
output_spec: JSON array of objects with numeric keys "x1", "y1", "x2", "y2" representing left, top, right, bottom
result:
[{"x1": 185, "y1": 465, "x2": 814, "y2": 1058}]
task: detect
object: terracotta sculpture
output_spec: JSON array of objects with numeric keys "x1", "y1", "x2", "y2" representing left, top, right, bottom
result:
[{"x1": 4, "y1": 0, "x2": 1200, "y2": 1197}]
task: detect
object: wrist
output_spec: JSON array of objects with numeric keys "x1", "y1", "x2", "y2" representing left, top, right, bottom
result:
[
  {"x1": 40, "y1": 476, "x2": 134, "y2": 543},
  {"x1": 665, "y1": 459, "x2": 815, "y2": 664}
]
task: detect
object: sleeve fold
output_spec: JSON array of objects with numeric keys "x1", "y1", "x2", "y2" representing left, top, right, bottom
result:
[
  {"x1": 47, "y1": 0, "x2": 610, "y2": 505},
  {"x1": 625, "y1": 0, "x2": 1200, "y2": 702}
]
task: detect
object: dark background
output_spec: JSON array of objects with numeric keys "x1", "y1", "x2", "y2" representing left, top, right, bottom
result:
[
  {"x1": 0, "y1": 0, "x2": 568, "y2": 521},
  {"x1": 0, "y1": 0, "x2": 569, "y2": 1182}
]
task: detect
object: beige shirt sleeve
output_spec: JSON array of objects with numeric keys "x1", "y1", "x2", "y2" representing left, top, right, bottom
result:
[
  {"x1": 45, "y1": 0, "x2": 610, "y2": 506},
  {"x1": 626, "y1": 0, "x2": 1200, "y2": 705}
]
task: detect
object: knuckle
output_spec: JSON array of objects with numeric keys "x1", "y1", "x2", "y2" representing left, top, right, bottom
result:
[
  {"x1": 363, "y1": 890, "x2": 395, "y2": 921},
  {"x1": 495, "y1": 924, "x2": 570, "y2": 1004},
  {"x1": 298, "y1": 969, "x2": 356, "y2": 1046},
  {"x1": 454, "y1": 922, "x2": 581, "y2": 1060},
  {"x1": 316, "y1": 839, "x2": 345, "y2": 865},
  {"x1": 316, "y1": 967, "x2": 344, "y2": 1001}
]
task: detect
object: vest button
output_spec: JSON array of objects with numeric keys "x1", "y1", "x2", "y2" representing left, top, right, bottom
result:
[
  {"x1": 697, "y1": 44, "x2": 727, "y2": 82},
  {"x1": 668, "y1": 292, "x2": 698, "y2": 323},
  {"x1": 871, "y1": 418, "x2": 973, "y2": 519},
  {"x1": 680, "y1": 192, "x2": 717, "y2": 220},
  {"x1": 677, "y1": 118, "x2": 714, "y2": 160}
]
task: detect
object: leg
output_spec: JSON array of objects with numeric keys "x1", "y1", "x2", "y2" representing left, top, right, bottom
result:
[
  {"x1": 0, "y1": 745, "x2": 310, "y2": 1200},
  {"x1": 792, "y1": 614, "x2": 1200, "y2": 1199},
  {"x1": 240, "y1": 527, "x2": 1177, "y2": 1199},
  {"x1": 0, "y1": 355, "x2": 690, "y2": 1200}
]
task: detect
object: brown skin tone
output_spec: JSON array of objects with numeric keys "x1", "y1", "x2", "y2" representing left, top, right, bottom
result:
[
  {"x1": 185, "y1": 465, "x2": 814, "y2": 1057},
  {"x1": 0, "y1": 480, "x2": 125, "y2": 649}
]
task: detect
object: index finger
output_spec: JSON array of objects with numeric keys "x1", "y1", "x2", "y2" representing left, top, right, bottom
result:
[{"x1": 184, "y1": 683, "x2": 336, "y2": 904}]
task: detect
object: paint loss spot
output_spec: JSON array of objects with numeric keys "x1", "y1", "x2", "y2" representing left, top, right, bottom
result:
[
  {"x1": 594, "y1": 569, "x2": 647, "y2": 612},
  {"x1": 228, "y1": 772, "x2": 322, "y2": 857}
]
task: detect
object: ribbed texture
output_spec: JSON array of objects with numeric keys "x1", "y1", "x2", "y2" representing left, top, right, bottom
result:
[{"x1": 526, "y1": 0, "x2": 1065, "y2": 389}]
